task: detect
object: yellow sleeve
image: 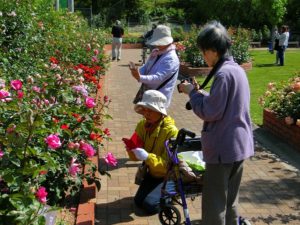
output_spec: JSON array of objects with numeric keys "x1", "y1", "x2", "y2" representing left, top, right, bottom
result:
[{"x1": 145, "y1": 125, "x2": 178, "y2": 177}]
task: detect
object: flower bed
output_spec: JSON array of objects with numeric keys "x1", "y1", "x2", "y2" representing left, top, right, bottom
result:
[
  {"x1": 260, "y1": 74, "x2": 300, "y2": 153},
  {"x1": 0, "y1": 2, "x2": 118, "y2": 224},
  {"x1": 263, "y1": 109, "x2": 300, "y2": 153}
]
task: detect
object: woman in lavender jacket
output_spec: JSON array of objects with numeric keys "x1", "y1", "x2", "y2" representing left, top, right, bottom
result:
[{"x1": 179, "y1": 21, "x2": 254, "y2": 225}]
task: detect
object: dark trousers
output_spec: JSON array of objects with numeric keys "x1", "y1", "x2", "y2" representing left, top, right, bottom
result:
[
  {"x1": 134, "y1": 173, "x2": 175, "y2": 215},
  {"x1": 202, "y1": 161, "x2": 244, "y2": 225},
  {"x1": 278, "y1": 46, "x2": 286, "y2": 66}
]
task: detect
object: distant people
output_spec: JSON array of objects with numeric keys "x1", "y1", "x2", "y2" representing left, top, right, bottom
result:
[
  {"x1": 111, "y1": 20, "x2": 124, "y2": 61},
  {"x1": 143, "y1": 24, "x2": 157, "y2": 50},
  {"x1": 129, "y1": 25, "x2": 179, "y2": 108},
  {"x1": 276, "y1": 25, "x2": 290, "y2": 66}
]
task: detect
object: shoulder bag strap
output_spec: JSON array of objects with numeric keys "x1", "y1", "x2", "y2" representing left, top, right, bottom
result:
[
  {"x1": 156, "y1": 69, "x2": 178, "y2": 90},
  {"x1": 199, "y1": 56, "x2": 229, "y2": 89}
]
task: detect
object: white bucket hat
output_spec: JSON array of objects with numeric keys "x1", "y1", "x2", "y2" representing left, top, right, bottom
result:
[
  {"x1": 134, "y1": 90, "x2": 167, "y2": 116},
  {"x1": 146, "y1": 25, "x2": 173, "y2": 46}
]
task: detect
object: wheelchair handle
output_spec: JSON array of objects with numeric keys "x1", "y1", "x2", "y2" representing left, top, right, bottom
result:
[{"x1": 175, "y1": 128, "x2": 195, "y2": 146}]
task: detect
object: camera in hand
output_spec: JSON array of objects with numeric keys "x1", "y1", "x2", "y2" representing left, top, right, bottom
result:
[
  {"x1": 177, "y1": 77, "x2": 193, "y2": 110},
  {"x1": 177, "y1": 77, "x2": 193, "y2": 93}
]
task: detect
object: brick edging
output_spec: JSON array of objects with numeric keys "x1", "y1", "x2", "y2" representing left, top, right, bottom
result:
[
  {"x1": 76, "y1": 155, "x2": 98, "y2": 225},
  {"x1": 263, "y1": 109, "x2": 300, "y2": 153},
  {"x1": 76, "y1": 76, "x2": 106, "y2": 225}
]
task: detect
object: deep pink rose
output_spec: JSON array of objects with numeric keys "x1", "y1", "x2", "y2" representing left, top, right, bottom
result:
[
  {"x1": 45, "y1": 134, "x2": 61, "y2": 149},
  {"x1": 69, "y1": 158, "x2": 80, "y2": 176},
  {"x1": 104, "y1": 152, "x2": 117, "y2": 166},
  {"x1": 10, "y1": 80, "x2": 23, "y2": 90},
  {"x1": 104, "y1": 95, "x2": 109, "y2": 103},
  {"x1": 0, "y1": 150, "x2": 4, "y2": 158},
  {"x1": 85, "y1": 97, "x2": 96, "y2": 108},
  {"x1": 35, "y1": 186, "x2": 48, "y2": 204},
  {"x1": 17, "y1": 90, "x2": 24, "y2": 99},
  {"x1": 80, "y1": 143, "x2": 95, "y2": 157}
]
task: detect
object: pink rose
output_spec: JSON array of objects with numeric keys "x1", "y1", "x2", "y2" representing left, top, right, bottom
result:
[
  {"x1": 10, "y1": 80, "x2": 23, "y2": 90},
  {"x1": 94, "y1": 49, "x2": 99, "y2": 55},
  {"x1": 91, "y1": 56, "x2": 98, "y2": 62},
  {"x1": 69, "y1": 158, "x2": 80, "y2": 176},
  {"x1": 45, "y1": 134, "x2": 61, "y2": 149},
  {"x1": 85, "y1": 97, "x2": 96, "y2": 108},
  {"x1": 0, "y1": 150, "x2": 4, "y2": 158},
  {"x1": 35, "y1": 186, "x2": 48, "y2": 204},
  {"x1": 285, "y1": 116, "x2": 294, "y2": 125},
  {"x1": 0, "y1": 90, "x2": 10, "y2": 99},
  {"x1": 80, "y1": 143, "x2": 95, "y2": 157},
  {"x1": 32, "y1": 86, "x2": 41, "y2": 93},
  {"x1": 104, "y1": 152, "x2": 117, "y2": 166}
]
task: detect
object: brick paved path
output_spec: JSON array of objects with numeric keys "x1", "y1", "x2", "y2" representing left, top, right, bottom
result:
[{"x1": 95, "y1": 49, "x2": 300, "y2": 225}]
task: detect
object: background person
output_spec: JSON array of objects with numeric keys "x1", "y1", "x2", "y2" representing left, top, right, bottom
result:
[
  {"x1": 272, "y1": 27, "x2": 280, "y2": 64},
  {"x1": 276, "y1": 25, "x2": 289, "y2": 66},
  {"x1": 129, "y1": 25, "x2": 179, "y2": 107},
  {"x1": 142, "y1": 24, "x2": 157, "y2": 51},
  {"x1": 111, "y1": 20, "x2": 124, "y2": 61},
  {"x1": 178, "y1": 20, "x2": 254, "y2": 225},
  {"x1": 123, "y1": 90, "x2": 178, "y2": 214}
]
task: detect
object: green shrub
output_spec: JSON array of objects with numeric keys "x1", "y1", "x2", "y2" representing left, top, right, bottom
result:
[{"x1": 181, "y1": 25, "x2": 251, "y2": 67}]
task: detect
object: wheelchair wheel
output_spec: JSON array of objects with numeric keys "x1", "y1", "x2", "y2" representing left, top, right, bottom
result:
[
  {"x1": 159, "y1": 204, "x2": 181, "y2": 225},
  {"x1": 239, "y1": 217, "x2": 251, "y2": 225}
]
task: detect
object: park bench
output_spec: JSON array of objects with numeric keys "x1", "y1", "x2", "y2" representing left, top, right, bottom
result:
[
  {"x1": 250, "y1": 41, "x2": 261, "y2": 48},
  {"x1": 288, "y1": 41, "x2": 299, "y2": 48}
]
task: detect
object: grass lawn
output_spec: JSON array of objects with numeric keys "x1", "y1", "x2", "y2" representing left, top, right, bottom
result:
[
  {"x1": 195, "y1": 48, "x2": 300, "y2": 126},
  {"x1": 248, "y1": 48, "x2": 300, "y2": 125}
]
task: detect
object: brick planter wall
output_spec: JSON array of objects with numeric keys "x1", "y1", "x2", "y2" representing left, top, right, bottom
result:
[
  {"x1": 75, "y1": 77, "x2": 105, "y2": 225},
  {"x1": 179, "y1": 61, "x2": 253, "y2": 77},
  {"x1": 263, "y1": 109, "x2": 300, "y2": 153}
]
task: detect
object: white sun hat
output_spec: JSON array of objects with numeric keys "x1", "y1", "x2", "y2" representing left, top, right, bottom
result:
[
  {"x1": 134, "y1": 90, "x2": 167, "y2": 116},
  {"x1": 146, "y1": 25, "x2": 173, "y2": 46}
]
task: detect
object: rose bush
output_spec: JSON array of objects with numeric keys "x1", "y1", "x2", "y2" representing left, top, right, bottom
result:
[
  {"x1": 178, "y1": 25, "x2": 251, "y2": 67},
  {"x1": 0, "y1": 0, "x2": 116, "y2": 224},
  {"x1": 259, "y1": 73, "x2": 300, "y2": 126}
]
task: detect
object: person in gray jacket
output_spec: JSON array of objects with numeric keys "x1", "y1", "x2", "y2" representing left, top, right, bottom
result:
[{"x1": 178, "y1": 21, "x2": 254, "y2": 225}]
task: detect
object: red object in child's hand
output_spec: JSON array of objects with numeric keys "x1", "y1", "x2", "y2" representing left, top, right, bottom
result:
[{"x1": 122, "y1": 132, "x2": 144, "y2": 150}]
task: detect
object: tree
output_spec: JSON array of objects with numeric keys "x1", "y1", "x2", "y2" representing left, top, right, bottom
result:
[{"x1": 285, "y1": 0, "x2": 300, "y2": 32}]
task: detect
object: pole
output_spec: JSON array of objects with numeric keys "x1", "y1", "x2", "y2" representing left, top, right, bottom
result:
[
  {"x1": 68, "y1": 0, "x2": 74, "y2": 12},
  {"x1": 55, "y1": 0, "x2": 59, "y2": 10}
]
